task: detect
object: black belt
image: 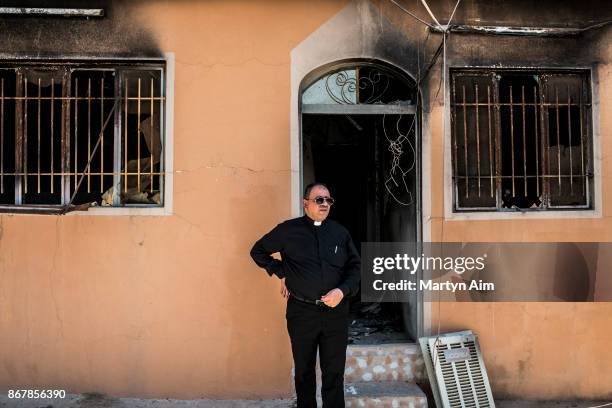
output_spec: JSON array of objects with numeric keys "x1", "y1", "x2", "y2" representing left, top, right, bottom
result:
[{"x1": 290, "y1": 293, "x2": 328, "y2": 307}]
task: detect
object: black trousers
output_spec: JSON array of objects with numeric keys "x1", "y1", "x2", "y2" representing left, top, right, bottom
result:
[{"x1": 286, "y1": 296, "x2": 349, "y2": 408}]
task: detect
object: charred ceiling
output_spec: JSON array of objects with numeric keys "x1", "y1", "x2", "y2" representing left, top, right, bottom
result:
[
  {"x1": 0, "y1": 0, "x2": 161, "y2": 58},
  {"x1": 407, "y1": 0, "x2": 612, "y2": 29},
  {"x1": 371, "y1": 0, "x2": 610, "y2": 109}
]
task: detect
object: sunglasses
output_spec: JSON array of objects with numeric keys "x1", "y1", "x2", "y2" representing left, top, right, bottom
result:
[{"x1": 308, "y1": 196, "x2": 335, "y2": 205}]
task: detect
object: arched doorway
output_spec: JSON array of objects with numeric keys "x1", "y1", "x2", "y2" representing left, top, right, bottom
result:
[{"x1": 299, "y1": 60, "x2": 422, "y2": 342}]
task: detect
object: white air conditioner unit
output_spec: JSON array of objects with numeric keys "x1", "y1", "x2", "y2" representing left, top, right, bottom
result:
[{"x1": 419, "y1": 330, "x2": 496, "y2": 408}]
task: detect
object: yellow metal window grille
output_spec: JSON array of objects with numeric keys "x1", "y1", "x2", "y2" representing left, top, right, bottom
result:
[{"x1": 0, "y1": 62, "x2": 165, "y2": 214}]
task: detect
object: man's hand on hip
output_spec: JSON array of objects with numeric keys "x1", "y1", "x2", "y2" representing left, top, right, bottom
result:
[
  {"x1": 280, "y1": 278, "x2": 290, "y2": 299},
  {"x1": 320, "y1": 288, "x2": 344, "y2": 308}
]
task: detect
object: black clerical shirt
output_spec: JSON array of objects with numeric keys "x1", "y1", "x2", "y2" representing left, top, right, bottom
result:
[{"x1": 250, "y1": 215, "x2": 361, "y2": 301}]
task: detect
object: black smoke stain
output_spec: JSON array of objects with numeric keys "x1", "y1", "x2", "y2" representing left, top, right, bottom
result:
[{"x1": 0, "y1": 0, "x2": 161, "y2": 58}]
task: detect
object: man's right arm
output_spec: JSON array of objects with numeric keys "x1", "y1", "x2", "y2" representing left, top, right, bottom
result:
[{"x1": 250, "y1": 224, "x2": 286, "y2": 279}]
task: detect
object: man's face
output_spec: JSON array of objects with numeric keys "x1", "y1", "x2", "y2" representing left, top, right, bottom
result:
[{"x1": 303, "y1": 185, "x2": 332, "y2": 222}]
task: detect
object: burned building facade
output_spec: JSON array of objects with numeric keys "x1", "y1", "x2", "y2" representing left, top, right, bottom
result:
[{"x1": 1, "y1": 0, "x2": 611, "y2": 402}]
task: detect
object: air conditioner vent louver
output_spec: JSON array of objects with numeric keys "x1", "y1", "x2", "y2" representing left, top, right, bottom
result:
[{"x1": 419, "y1": 331, "x2": 495, "y2": 408}]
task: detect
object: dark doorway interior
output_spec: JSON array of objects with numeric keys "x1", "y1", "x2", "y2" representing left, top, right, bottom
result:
[{"x1": 302, "y1": 113, "x2": 418, "y2": 344}]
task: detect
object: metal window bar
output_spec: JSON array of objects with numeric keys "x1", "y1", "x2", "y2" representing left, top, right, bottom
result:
[
  {"x1": 51, "y1": 77, "x2": 55, "y2": 194},
  {"x1": 452, "y1": 78, "x2": 459, "y2": 207},
  {"x1": 14, "y1": 71, "x2": 22, "y2": 205},
  {"x1": 158, "y1": 67, "x2": 165, "y2": 205},
  {"x1": 493, "y1": 74, "x2": 503, "y2": 210},
  {"x1": 37, "y1": 78, "x2": 41, "y2": 193},
  {"x1": 137, "y1": 77, "x2": 141, "y2": 193},
  {"x1": 451, "y1": 70, "x2": 592, "y2": 212},
  {"x1": 462, "y1": 85, "x2": 468, "y2": 198},
  {"x1": 23, "y1": 77, "x2": 27, "y2": 194},
  {"x1": 124, "y1": 77, "x2": 128, "y2": 194},
  {"x1": 521, "y1": 86, "x2": 527, "y2": 196},
  {"x1": 62, "y1": 69, "x2": 71, "y2": 205},
  {"x1": 487, "y1": 85, "x2": 493, "y2": 197},
  {"x1": 87, "y1": 77, "x2": 91, "y2": 192},
  {"x1": 555, "y1": 86, "x2": 561, "y2": 188},
  {"x1": 579, "y1": 82, "x2": 585, "y2": 195},
  {"x1": 538, "y1": 75, "x2": 550, "y2": 208},
  {"x1": 100, "y1": 77, "x2": 104, "y2": 193},
  {"x1": 534, "y1": 86, "x2": 539, "y2": 197},
  {"x1": 509, "y1": 85, "x2": 515, "y2": 197},
  {"x1": 583, "y1": 76, "x2": 591, "y2": 207},
  {"x1": 567, "y1": 84, "x2": 573, "y2": 194},
  {"x1": 113, "y1": 71, "x2": 122, "y2": 207},
  {"x1": 74, "y1": 78, "x2": 78, "y2": 187},
  {"x1": 150, "y1": 77, "x2": 154, "y2": 192},
  {"x1": 475, "y1": 83, "x2": 481, "y2": 196}
]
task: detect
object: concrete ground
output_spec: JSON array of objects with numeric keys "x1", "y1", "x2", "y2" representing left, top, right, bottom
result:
[{"x1": 1, "y1": 393, "x2": 611, "y2": 408}]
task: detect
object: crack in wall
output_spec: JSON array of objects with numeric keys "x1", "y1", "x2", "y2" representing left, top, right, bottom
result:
[
  {"x1": 49, "y1": 216, "x2": 65, "y2": 341},
  {"x1": 175, "y1": 164, "x2": 294, "y2": 174}
]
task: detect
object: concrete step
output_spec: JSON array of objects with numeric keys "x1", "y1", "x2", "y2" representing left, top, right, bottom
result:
[
  {"x1": 344, "y1": 343, "x2": 426, "y2": 383},
  {"x1": 295, "y1": 343, "x2": 429, "y2": 404},
  {"x1": 344, "y1": 382, "x2": 428, "y2": 408}
]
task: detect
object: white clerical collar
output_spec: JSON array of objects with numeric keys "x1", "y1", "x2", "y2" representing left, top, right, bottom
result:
[{"x1": 314, "y1": 221, "x2": 322, "y2": 226}]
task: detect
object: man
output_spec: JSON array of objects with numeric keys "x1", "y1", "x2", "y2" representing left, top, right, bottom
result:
[{"x1": 250, "y1": 182, "x2": 361, "y2": 408}]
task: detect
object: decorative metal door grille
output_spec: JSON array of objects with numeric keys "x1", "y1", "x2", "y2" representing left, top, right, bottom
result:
[
  {"x1": 302, "y1": 64, "x2": 416, "y2": 114},
  {"x1": 450, "y1": 69, "x2": 593, "y2": 211},
  {"x1": 0, "y1": 61, "x2": 165, "y2": 214}
]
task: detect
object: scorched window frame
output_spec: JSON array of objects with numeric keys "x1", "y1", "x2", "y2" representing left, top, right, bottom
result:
[{"x1": 450, "y1": 68, "x2": 593, "y2": 213}]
